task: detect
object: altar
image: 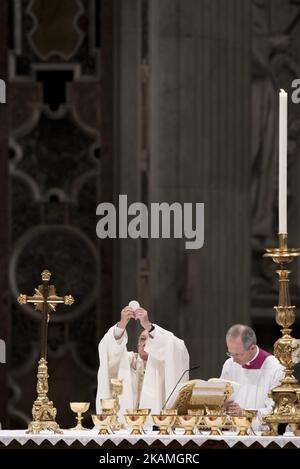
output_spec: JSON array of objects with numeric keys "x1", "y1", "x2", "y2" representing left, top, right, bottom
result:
[{"x1": 0, "y1": 429, "x2": 299, "y2": 450}]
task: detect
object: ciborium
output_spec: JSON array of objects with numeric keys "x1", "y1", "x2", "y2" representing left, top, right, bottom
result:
[
  {"x1": 188, "y1": 409, "x2": 205, "y2": 431},
  {"x1": 160, "y1": 408, "x2": 178, "y2": 430},
  {"x1": 262, "y1": 233, "x2": 300, "y2": 436},
  {"x1": 152, "y1": 414, "x2": 177, "y2": 435},
  {"x1": 124, "y1": 412, "x2": 149, "y2": 435},
  {"x1": 69, "y1": 402, "x2": 90, "y2": 431},
  {"x1": 92, "y1": 414, "x2": 116, "y2": 435},
  {"x1": 232, "y1": 410, "x2": 257, "y2": 436},
  {"x1": 126, "y1": 408, "x2": 151, "y2": 415},
  {"x1": 203, "y1": 415, "x2": 226, "y2": 435},
  {"x1": 160, "y1": 408, "x2": 178, "y2": 416},
  {"x1": 177, "y1": 415, "x2": 198, "y2": 435}
]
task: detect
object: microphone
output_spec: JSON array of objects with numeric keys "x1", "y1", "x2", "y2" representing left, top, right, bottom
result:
[{"x1": 161, "y1": 364, "x2": 201, "y2": 411}]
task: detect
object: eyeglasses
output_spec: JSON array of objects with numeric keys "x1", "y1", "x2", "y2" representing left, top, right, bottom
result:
[{"x1": 226, "y1": 351, "x2": 247, "y2": 358}]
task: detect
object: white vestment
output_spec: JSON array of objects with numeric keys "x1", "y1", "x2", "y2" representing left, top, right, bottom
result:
[
  {"x1": 96, "y1": 324, "x2": 189, "y2": 420},
  {"x1": 220, "y1": 350, "x2": 284, "y2": 429}
]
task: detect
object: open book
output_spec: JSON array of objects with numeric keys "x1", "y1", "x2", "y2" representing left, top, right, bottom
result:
[{"x1": 171, "y1": 378, "x2": 240, "y2": 415}]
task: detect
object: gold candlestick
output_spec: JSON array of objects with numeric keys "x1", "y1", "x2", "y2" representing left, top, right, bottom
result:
[
  {"x1": 262, "y1": 234, "x2": 300, "y2": 436},
  {"x1": 18, "y1": 269, "x2": 74, "y2": 434}
]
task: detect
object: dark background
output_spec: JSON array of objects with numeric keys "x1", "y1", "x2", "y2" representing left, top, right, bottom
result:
[{"x1": 0, "y1": 0, "x2": 300, "y2": 429}]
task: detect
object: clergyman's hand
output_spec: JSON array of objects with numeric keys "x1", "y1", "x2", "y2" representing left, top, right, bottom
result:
[
  {"x1": 135, "y1": 307, "x2": 152, "y2": 331},
  {"x1": 225, "y1": 400, "x2": 243, "y2": 416},
  {"x1": 118, "y1": 307, "x2": 135, "y2": 329}
]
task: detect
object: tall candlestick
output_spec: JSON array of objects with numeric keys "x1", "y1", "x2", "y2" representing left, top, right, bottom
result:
[{"x1": 279, "y1": 89, "x2": 287, "y2": 234}]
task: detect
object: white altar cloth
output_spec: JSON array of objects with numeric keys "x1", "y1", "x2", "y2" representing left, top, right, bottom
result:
[{"x1": 0, "y1": 429, "x2": 299, "y2": 448}]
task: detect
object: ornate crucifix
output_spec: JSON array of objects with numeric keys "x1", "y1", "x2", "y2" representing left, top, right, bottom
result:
[{"x1": 18, "y1": 269, "x2": 74, "y2": 434}]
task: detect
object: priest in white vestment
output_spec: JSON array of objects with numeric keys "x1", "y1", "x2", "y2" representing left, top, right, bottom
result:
[
  {"x1": 220, "y1": 324, "x2": 284, "y2": 429},
  {"x1": 96, "y1": 305, "x2": 190, "y2": 422}
]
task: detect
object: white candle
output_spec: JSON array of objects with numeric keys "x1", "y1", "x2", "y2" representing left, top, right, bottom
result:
[{"x1": 279, "y1": 89, "x2": 287, "y2": 234}]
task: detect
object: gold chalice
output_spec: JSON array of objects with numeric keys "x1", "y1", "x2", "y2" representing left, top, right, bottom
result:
[
  {"x1": 100, "y1": 398, "x2": 116, "y2": 413},
  {"x1": 233, "y1": 410, "x2": 257, "y2": 436},
  {"x1": 126, "y1": 408, "x2": 150, "y2": 416},
  {"x1": 111, "y1": 379, "x2": 124, "y2": 429},
  {"x1": 160, "y1": 408, "x2": 178, "y2": 416},
  {"x1": 232, "y1": 415, "x2": 252, "y2": 436},
  {"x1": 223, "y1": 415, "x2": 234, "y2": 431},
  {"x1": 92, "y1": 413, "x2": 116, "y2": 434},
  {"x1": 205, "y1": 405, "x2": 224, "y2": 415},
  {"x1": 177, "y1": 415, "x2": 198, "y2": 435},
  {"x1": 152, "y1": 414, "x2": 177, "y2": 435},
  {"x1": 244, "y1": 409, "x2": 258, "y2": 419},
  {"x1": 160, "y1": 408, "x2": 178, "y2": 429},
  {"x1": 124, "y1": 413, "x2": 148, "y2": 434},
  {"x1": 69, "y1": 402, "x2": 90, "y2": 431},
  {"x1": 111, "y1": 378, "x2": 123, "y2": 397},
  {"x1": 187, "y1": 409, "x2": 205, "y2": 429},
  {"x1": 204, "y1": 415, "x2": 226, "y2": 435}
]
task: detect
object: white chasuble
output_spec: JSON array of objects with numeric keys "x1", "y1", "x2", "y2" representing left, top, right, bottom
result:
[{"x1": 96, "y1": 324, "x2": 189, "y2": 422}]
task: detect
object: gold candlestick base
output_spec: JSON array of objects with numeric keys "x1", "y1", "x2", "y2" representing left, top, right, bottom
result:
[{"x1": 262, "y1": 234, "x2": 300, "y2": 436}]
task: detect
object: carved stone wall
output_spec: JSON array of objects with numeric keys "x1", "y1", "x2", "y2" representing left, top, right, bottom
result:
[
  {"x1": 7, "y1": 0, "x2": 103, "y2": 428},
  {"x1": 2, "y1": 0, "x2": 300, "y2": 428}
]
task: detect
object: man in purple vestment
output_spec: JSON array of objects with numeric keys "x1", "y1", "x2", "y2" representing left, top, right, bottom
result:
[{"x1": 220, "y1": 324, "x2": 284, "y2": 427}]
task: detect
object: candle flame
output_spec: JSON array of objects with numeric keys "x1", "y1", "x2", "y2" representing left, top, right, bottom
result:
[{"x1": 280, "y1": 88, "x2": 286, "y2": 93}]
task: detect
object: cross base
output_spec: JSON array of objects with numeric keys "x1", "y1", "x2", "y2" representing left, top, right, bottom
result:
[
  {"x1": 26, "y1": 396, "x2": 63, "y2": 434},
  {"x1": 26, "y1": 357, "x2": 63, "y2": 434},
  {"x1": 27, "y1": 419, "x2": 62, "y2": 434}
]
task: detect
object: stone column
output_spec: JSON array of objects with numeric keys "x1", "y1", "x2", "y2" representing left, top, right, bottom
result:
[
  {"x1": 149, "y1": 0, "x2": 251, "y2": 377},
  {"x1": 111, "y1": 0, "x2": 143, "y2": 348}
]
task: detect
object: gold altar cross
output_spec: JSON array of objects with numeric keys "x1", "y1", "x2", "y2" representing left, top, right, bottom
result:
[
  {"x1": 17, "y1": 269, "x2": 74, "y2": 433},
  {"x1": 18, "y1": 269, "x2": 74, "y2": 359}
]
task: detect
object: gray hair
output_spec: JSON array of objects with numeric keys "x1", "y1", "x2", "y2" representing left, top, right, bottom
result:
[{"x1": 226, "y1": 324, "x2": 257, "y2": 350}]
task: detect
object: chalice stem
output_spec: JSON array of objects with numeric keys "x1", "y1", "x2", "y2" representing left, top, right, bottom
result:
[{"x1": 77, "y1": 412, "x2": 83, "y2": 426}]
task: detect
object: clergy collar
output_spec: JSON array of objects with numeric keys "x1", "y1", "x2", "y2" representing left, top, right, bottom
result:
[
  {"x1": 247, "y1": 345, "x2": 259, "y2": 364},
  {"x1": 242, "y1": 347, "x2": 271, "y2": 369}
]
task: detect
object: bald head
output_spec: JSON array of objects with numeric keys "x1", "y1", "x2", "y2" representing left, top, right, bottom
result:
[
  {"x1": 225, "y1": 324, "x2": 258, "y2": 365},
  {"x1": 226, "y1": 324, "x2": 257, "y2": 349}
]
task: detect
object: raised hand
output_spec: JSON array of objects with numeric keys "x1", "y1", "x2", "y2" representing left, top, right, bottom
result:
[
  {"x1": 135, "y1": 307, "x2": 152, "y2": 331},
  {"x1": 118, "y1": 307, "x2": 135, "y2": 329},
  {"x1": 225, "y1": 400, "x2": 243, "y2": 416}
]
